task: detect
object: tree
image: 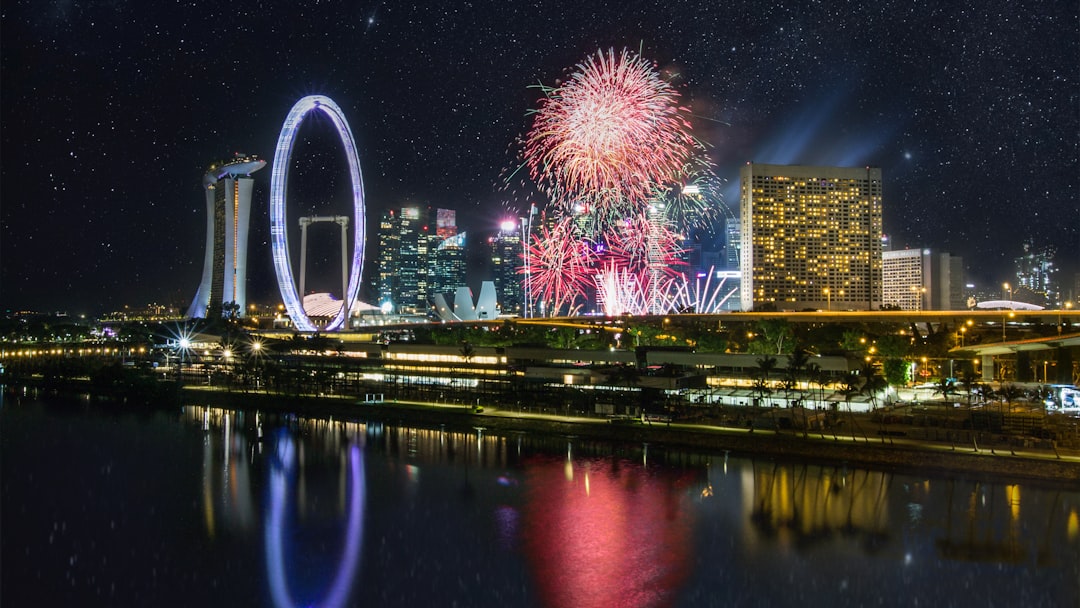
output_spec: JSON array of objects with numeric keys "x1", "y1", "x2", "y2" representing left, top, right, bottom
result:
[
  {"x1": 859, "y1": 360, "x2": 887, "y2": 410},
  {"x1": 748, "y1": 319, "x2": 794, "y2": 354},
  {"x1": 805, "y1": 362, "x2": 832, "y2": 439},
  {"x1": 997, "y1": 384, "x2": 1022, "y2": 412},
  {"x1": 753, "y1": 354, "x2": 778, "y2": 429},
  {"x1": 840, "y1": 371, "x2": 865, "y2": 442},
  {"x1": 876, "y1": 334, "x2": 911, "y2": 389},
  {"x1": 783, "y1": 348, "x2": 811, "y2": 435},
  {"x1": 960, "y1": 368, "x2": 982, "y2": 408},
  {"x1": 695, "y1": 330, "x2": 728, "y2": 353},
  {"x1": 459, "y1": 341, "x2": 475, "y2": 364},
  {"x1": 932, "y1": 377, "x2": 958, "y2": 403}
]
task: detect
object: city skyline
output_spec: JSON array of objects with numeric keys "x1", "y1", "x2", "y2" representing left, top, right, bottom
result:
[{"x1": 2, "y1": 2, "x2": 1077, "y2": 314}]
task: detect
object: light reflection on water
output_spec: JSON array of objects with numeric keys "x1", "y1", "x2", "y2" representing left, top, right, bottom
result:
[{"x1": 2, "y1": 396, "x2": 1078, "y2": 607}]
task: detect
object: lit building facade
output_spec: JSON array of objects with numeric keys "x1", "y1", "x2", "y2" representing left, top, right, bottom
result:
[
  {"x1": 740, "y1": 163, "x2": 883, "y2": 311},
  {"x1": 430, "y1": 232, "x2": 467, "y2": 296},
  {"x1": 187, "y1": 154, "x2": 265, "y2": 319},
  {"x1": 489, "y1": 221, "x2": 525, "y2": 315},
  {"x1": 377, "y1": 206, "x2": 464, "y2": 314},
  {"x1": 1015, "y1": 241, "x2": 1059, "y2": 307},
  {"x1": 882, "y1": 248, "x2": 965, "y2": 311}
]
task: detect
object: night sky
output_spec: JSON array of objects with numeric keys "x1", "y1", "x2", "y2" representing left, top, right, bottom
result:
[{"x1": 2, "y1": 1, "x2": 1077, "y2": 314}]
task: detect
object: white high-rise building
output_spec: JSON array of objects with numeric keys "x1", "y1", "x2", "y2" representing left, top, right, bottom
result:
[{"x1": 882, "y1": 248, "x2": 965, "y2": 311}]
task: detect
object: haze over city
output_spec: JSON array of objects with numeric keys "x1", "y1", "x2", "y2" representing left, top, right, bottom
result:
[{"x1": 2, "y1": 1, "x2": 1076, "y2": 313}]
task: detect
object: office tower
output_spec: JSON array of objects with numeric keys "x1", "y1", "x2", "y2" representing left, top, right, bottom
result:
[
  {"x1": 489, "y1": 220, "x2": 524, "y2": 314},
  {"x1": 377, "y1": 206, "x2": 423, "y2": 312},
  {"x1": 723, "y1": 217, "x2": 741, "y2": 270},
  {"x1": 882, "y1": 249, "x2": 965, "y2": 311},
  {"x1": 187, "y1": 154, "x2": 265, "y2": 319},
  {"x1": 377, "y1": 206, "x2": 464, "y2": 314},
  {"x1": 1015, "y1": 241, "x2": 1059, "y2": 307},
  {"x1": 376, "y1": 211, "x2": 401, "y2": 309},
  {"x1": 740, "y1": 163, "x2": 883, "y2": 311},
  {"x1": 430, "y1": 232, "x2": 467, "y2": 296}
]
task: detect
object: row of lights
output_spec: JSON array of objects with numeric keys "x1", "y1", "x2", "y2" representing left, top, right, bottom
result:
[{"x1": 1, "y1": 347, "x2": 148, "y2": 357}]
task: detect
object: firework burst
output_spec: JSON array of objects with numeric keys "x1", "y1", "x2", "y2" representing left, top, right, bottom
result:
[
  {"x1": 649, "y1": 156, "x2": 728, "y2": 235},
  {"x1": 521, "y1": 218, "x2": 596, "y2": 316},
  {"x1": 525, "y1": 48, "x2": 696, "y2": 216},
  {"x1": 603, "y1": 212, "x2": 685, "y2": 276}
]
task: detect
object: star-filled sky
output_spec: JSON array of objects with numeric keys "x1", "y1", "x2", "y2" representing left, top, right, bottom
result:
[{"x1": 2, "y1": 0, "x2": 1077, "y2": 314}]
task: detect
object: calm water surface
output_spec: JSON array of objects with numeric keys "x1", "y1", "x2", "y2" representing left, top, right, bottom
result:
[{"x1": 2, "y1": 390, "x2": 1078, "y2": 607}]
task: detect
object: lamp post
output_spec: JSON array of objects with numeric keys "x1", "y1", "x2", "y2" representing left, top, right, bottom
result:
[
  {"x1": 823, "y1": 287, "x2": 831, "y2": 312},
  {"x1": 1060, "y1": 301, "x2": 1074, "y2": 335}
]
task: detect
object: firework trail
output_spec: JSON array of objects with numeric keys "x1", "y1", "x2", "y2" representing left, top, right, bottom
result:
[
  {"x1": 595, "y1": 262, "x2": 646, "y2": 316},
  {"x1": 525, "y1": 48, "x2": 697, "y2": 217},
  {"x1": 604, "y1": 212, "x2": 685, "y2": 277},
  {"x1": 520, "y1": 218, "x2": 595, "y2": 316},
  {"x1": 649, "y1": 156, "x2": 726, "y2": 235},
  {"x1": 664, "y1": 267, "x2": 739, "y2": 313}
]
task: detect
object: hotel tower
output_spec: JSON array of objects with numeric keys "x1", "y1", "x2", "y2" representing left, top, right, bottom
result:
[
  {"x1": 187, "y1": 154, "x2": 266, "y2": 319},
  {"x1": 740, "y1": 163, "x2": 883, "y2": 311}
]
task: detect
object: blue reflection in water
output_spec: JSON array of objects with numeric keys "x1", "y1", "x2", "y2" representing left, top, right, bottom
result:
[{"x1": 265, "y1": 430, "x2": 366, "y2": 608}]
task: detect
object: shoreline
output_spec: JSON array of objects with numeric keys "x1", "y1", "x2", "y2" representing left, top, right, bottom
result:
[{"x1": 179, "y1": 387, "x2": 1080, "y2": 488}]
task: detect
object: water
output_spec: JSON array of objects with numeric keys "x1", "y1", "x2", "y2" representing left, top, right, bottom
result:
[{"x1": 2, "y1": 390, "x2": 1078, "y2": 607}]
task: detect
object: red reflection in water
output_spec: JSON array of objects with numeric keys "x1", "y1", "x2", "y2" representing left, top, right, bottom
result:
[{"x1": 522, "y1": 458, "x2": 696, "y2": 608}]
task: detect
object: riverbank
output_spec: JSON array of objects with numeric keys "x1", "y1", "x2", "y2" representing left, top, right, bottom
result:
[{"x1": 179, "y1": 386, "x2": 1080, "y2": 488}]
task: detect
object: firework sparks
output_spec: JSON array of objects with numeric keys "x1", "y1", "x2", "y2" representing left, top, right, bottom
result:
[
  {"x1": 664, "y1": 267, "x2": 739, "y2": 313},
  {"x1": 521, "y1": 218, "x2": 596, "y2": 316},
  {"x1": 518, "y1": 47, "x2": 722, "y2": 316},
  {"x1": 649, "y1": 156, "x2": 727, "y2": 235},
  {"x1": 594, "y1": 262, "x2": 647, "y2": 316},
  {"x1": 525, "y1": 48, "x2": 696, "y2": 216},
  {"x1": 604, "y1": 212, "x2": 685, "y2": 277}
]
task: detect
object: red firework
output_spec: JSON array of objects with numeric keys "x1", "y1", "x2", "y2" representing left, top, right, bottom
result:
[
  {"x1": 521, "y1": 218, "x2": 596, "y2": 316},
  {"x1": 525, "y1": 48, "x2": 696, "y2": 214},
  {"x1": 603, "y1": 212, "x2": 686, "y2": 278}
]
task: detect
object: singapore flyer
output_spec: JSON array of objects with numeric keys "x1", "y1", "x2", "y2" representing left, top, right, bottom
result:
[{"x1": 269, "y1": 95, "x2": 366, "y2": 332}]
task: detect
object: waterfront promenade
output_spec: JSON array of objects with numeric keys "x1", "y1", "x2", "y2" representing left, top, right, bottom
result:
[{"x1": 182, "y1": 385, "x2": 1080, "y2": 486}]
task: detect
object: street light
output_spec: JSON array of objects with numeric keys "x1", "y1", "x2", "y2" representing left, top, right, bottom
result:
[
  {"x1": 1060, "y1": 301, "x2": 1074, "y2": 335},
  {"x1": 823, "y1": 287, "x2": 831, "y2": 312},
  {"x1": 910, "y1": 285, "x2": 927, "y2": 311}
]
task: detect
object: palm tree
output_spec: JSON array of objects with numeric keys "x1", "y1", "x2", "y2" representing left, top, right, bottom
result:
[
  {"x1": 805, "y1": 362, "x2": 829, "y2": 439},
  {"x1": 860, "y1": 360, "x2": 889, "y2": 442},
  {"x1": 859, "y1": 360, "x2": 887, "y2": 410},
  {"x1": 840, "y1": 371, "x2": 865, "y2": 442},
  {"x1": 783, "y1": 348, "x2": 810, "y2": 436},
  {"x1": 998, "y1": 383, "x2": 1022, "y2": 413},
  {"x1": 932, "y1": 377, "x2": 958, "y2": 404},
  {"x1": 755, "y1": 355, "x2": 779, "y2": 430},
  {"x1": 960, "y1": 369, "x2": 982, "y2": 408}
]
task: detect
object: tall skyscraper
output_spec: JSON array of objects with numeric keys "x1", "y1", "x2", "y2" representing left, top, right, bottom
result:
[
  {"x1": 187, "y1": 154, "x2": 265, "y2": 319},
  {"x1": 489, "y1": 220, "x2": 524, "y2": 315},
  {"x1": 377, "y1": 206, "x2": 464, "y2": 314},
  {"x1": 1015, "y1": 241, "x2": 1059, "y2": 307},
  {"x1": 430, "y1": 232, "x2": 467, "y2": 296},
  {"x1": 882, "y1": 248, "x2": 965, "y2": 311},
  {"x1": 740, "y1": 163, "x2": 883, "y2": 311},
  {"x1": 377, "y1": 206, "x2": 422, "y2": 312}
]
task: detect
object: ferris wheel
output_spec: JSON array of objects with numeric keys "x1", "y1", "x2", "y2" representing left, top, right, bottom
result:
[{"x1": 269, "y1": 95, "x2": 367, "y2": 332}]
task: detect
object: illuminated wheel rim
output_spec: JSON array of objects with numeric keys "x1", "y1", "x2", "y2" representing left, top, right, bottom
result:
[{"x1": 270, "y1": 95, "x2": 366, "y2": 332}]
